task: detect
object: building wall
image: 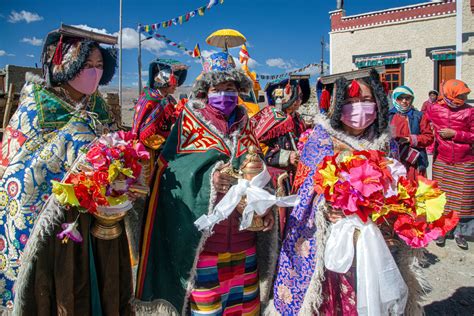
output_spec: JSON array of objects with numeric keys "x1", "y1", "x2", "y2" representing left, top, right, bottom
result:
[
  {"x1": 462, "y1": 0, "x2": 474, "y2": 95},
  {"x1": 330, "y1": 15, "x2": 456, "y2": 108}
]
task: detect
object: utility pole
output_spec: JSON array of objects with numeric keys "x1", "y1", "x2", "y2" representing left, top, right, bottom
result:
[
  {"x1": 320, "y1": 36, "x2": 325, "y2": 76},
  {"x1": 138, "y1": 27, "x2": 142, "y2": 94},
  {"x1": 119, "y1": 0, "x2": 123, "y2": 108}
]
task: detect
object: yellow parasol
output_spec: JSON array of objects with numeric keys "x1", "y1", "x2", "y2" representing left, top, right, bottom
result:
[{"x1": 206, "y1": 29, "x2": 247, "y2": 50}]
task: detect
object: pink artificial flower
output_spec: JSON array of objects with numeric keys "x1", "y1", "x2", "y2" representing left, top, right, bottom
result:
[
  {"x1": 332, "y1": 181, "x2": 359, "y2": 213},
  {"x1": 57, "y1": 221, "x2": 83, "y2": 243},
  {"x1": 133, "y1": 141, "x2": 150, "y2": 160},
  {"x1": 348, "y1": 160, "x2": 384, "y2": 197},
  {"x1": 86, "y1": 145, "x2": 109, "y2": 170}
]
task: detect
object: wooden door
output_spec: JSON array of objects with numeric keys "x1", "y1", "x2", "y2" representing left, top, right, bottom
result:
[{"x1": 438, "y1": 60, "x2": 456, "y2": 90}]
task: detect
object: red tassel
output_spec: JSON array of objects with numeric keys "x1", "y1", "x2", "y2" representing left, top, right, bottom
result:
[
  {"x1": 285, "y1": 83, "x2": 291, "y2": 95},
  {"x1": 169, "y1": 72, "x2": 177, "y2": 86},
  {"x1": 348, "y1": 79, "x2": 361, "y2": 98},
  {"x1": 382, "y1": 81, "x2": 390, "y2": 94},
  {"x1": 52, "y1": 35, "x2": 64, "y2": 66}
]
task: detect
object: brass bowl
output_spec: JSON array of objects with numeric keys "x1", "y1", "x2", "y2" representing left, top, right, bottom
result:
[
  {"x1": 91, "y1": 201, "x2": 132, "y2": 240},
  {"x1": 246, "y1": 215, "x2": 265, "y2": 232}
]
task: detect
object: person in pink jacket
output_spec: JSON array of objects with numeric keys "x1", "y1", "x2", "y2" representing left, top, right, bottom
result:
[{"x1": 427, "y1": 79, "x2": 473, "y2": 250}]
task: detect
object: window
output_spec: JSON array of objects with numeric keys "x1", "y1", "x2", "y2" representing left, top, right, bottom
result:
[{"x1": 380, "y1": 64, "x2": 402, "y2": 94}]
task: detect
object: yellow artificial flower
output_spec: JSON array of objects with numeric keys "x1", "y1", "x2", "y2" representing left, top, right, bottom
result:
[
  {"x1": 415, "y1": 178, "x2": 446, "y2": 222},
  {"x1": 108, "y1": 160, "x2": 134, "y2": 182},
  {"x1": 106, "y1": 194, "x2": 128, "y2": 206},
  {"x1": 318, "y1": 161, "x2": 339, "y2": 194},
  {"x1": 51, "y1": 181, "x2": 80, "y2": 206}
]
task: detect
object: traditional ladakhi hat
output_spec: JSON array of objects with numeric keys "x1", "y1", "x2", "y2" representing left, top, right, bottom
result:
[
  {"x1": 191, "y1": 52, "x2": 253, "y2": 97},
  {"x1": 41, "y1": 24, "x2": 118, "y2": 87},
  {"x1": 265, "y1": 77, "x2": 310, "y2": 110},
  {"x1": 148, "y1": 58, "x2": 188, "y2": 89}
]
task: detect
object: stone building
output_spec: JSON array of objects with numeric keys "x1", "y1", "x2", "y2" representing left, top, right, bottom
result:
[{"x1": 329, "y1": 0, "x2": 474, "y2": 104}]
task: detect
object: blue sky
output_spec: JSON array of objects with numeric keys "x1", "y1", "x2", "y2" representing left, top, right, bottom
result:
[{"x1": 1, "y1": 0, "x2": 420, "y2": 87}]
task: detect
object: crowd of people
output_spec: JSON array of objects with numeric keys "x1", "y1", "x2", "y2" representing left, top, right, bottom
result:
[{"x1": 0, "y1": 26, "x2": 472, "y2": 315}]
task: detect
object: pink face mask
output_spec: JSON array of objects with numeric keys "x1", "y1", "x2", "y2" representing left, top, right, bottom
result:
[
  {"x1": 68, "y1": 68, "x2": 103, "y2": 95},
  {"x1": 341, "y1": 101, "x2": 377, "y2": 130}
]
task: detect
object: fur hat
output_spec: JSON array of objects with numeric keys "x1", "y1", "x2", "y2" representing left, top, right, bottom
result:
[
  {"x1": 148, "y1": 58, "x2": 188, "y2": 89},
  {"x1": 265, "y1": 77, "x2": 311, "y2": 110},
  {"x1": 191, "y1": 52, "x2": 253, "y2": 97},
  {"x1": 330, "y1": 68, "x2": 389, "y2": 136},
  {"x1": 41, "y1": 27, "x2": 117, "y2": 87}
]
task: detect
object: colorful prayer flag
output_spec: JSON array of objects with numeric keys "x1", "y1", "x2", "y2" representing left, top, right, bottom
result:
[
  {"x1": 192, "y1": 44, "x2": 201, "y2": 58},
  {"x1": 198, "y1": 6, "x2": 206, "y2": 16},
  {"x1": 239, "y1": 44, "x2": 250, "y2": 64}
]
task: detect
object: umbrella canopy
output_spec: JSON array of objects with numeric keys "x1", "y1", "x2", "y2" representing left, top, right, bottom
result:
[{"x1": 206, "y1": 29, "x2": 246, "y2": 49}]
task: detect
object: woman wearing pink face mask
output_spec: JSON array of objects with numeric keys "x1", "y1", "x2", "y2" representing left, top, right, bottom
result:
[
  {"x1": 0, "y1": 26, "x2": 134, "y2": 314},
  {"x1": 271, "y1": 69, "x2": 426, "y2": 315}
]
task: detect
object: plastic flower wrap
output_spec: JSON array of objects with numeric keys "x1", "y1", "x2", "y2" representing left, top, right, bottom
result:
[
  {"x1": 313, "y1": 150, "x2": 458, "y2": 248},
  {"x1": 52, "y1": 131, "x2": 150, "y2": 242}
]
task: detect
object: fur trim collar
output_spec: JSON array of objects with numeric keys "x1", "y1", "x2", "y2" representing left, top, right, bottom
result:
[
  {"x1": 25, "y1": 72, "x2": 44, "y2": 84},
  {"x1": 313, "y1": 114, "x2": 390, "y2": 151}
]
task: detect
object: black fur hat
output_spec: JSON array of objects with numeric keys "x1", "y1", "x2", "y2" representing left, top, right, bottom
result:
[
  {"x1": 330, "y1": 69, "x2": 389, "y2": 136},
  {"x1": 41, "y1": 28, "x2": 117, "y2": 87}
]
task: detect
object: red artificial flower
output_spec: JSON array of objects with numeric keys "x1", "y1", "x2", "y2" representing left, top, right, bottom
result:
[
  {"x1": 74, "y1": 184, "x2": 98, "y2": 213},
  {"x1": 332, "y1": 181, "x2": 359, "y2": 213},
  {"x1": 394, "y1": 214, "x2": 441, "y2": 248},
  {"x1": 93, "y1": 171, "x2": 109, "y2": 186},
  {"x1": 429, "y1": 210, "x2": 459, "y2": 236}
]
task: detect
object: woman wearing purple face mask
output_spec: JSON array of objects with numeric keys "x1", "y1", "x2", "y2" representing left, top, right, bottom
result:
[
  {"x1": 0, "y1": 26, "x2": 135, "y2": 315},
  {"x1": 271, "y1": 69, "x2": 426, "y2": 316},
  {"x1": 135, "y1": 52, "x2": 278, "y2": 315}
]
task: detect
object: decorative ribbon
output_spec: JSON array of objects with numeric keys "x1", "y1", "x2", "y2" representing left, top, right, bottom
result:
[
  {"x1": 194, "y1": 165, "x2": 299, "y2": 231},
  {"x1": 325, "y1": 215, "x2": 408, "y2": 316},
  {"x1": 139, "y1": 0, "x2": 224, "y2": 34},
  {"x1": 256, "y1": 63, "x2": 321, "y2": 80}
]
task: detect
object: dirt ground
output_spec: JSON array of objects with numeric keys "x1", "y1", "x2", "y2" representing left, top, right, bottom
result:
[{"x1": 422, "y1": 239, "x2": 474, "y2": 315}]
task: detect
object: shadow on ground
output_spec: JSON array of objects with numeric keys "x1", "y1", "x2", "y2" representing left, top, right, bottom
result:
[{"x1": 424, "y1": 287, "x2": 474, "y2": 315}]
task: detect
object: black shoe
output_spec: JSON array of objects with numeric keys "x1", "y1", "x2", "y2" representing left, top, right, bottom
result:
[
  {"x1": 455, "y1": 235, "x2": 468, "y2": 250},
  {"x1": 435, "y1": 236, "x2": 446, "y2": 247}
]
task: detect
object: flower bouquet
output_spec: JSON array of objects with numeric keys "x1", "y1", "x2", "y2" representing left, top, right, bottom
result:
[
  {"x1": 313, "y1": 150, "x2": 458, "y2": 248},
  {"x1": 52, "y1": 131, "x2": 150, "y2": 242}
]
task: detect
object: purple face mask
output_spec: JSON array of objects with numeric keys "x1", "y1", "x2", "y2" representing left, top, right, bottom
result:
[{"x1": 208, "y1": 91, "x2": 238, "y2": 116}]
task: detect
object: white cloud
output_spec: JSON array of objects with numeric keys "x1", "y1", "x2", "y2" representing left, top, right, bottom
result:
[
  {"x1": 8, "y1": 10, "x2": 43, "y2": 23},
  {"x1": 21, "y1": 37, "x2": 42, "y2": 46},
  {"x1": 201, "y1": 49, "x2": 218, "y2": 58},
  {"x1": 117, "y1": 27, "x2": 167, "y2": 55},
  {"x1": 233, "y1": 57, "x2": 259, "y2": 69},
  {"x1": 0, "y1": 50, "x2": 15, "y2": 57},
  {"x1": 73, "y1": 24, "x2": 111, "y2": 35},
  {"x1": 72, "y1": 25, "x2": 169, "y2": 55},
  {"x1": 266, "y1": 58, "x2": 293, "y2": 69},
  {"x1": 26, "y1": 54, "x2": 35, "y2": 58},
  {"x1": 162, "y1": 49, "x2": 179, "y2": 56}
]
